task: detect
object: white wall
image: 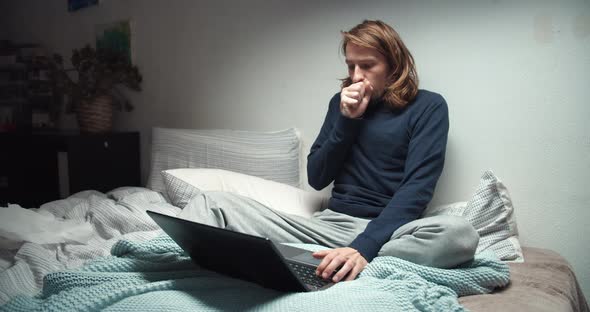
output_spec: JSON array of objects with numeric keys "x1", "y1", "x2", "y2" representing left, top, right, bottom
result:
[{"x1": 4, "y1": 0, "x2": 589, "y2": 301}]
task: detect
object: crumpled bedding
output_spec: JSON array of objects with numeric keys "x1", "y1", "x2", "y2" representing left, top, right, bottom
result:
[
  {"x1": 1, "y1": 187, "x2": 586, "y2": 311},
  {"x1": 0, "y1": 187, "x2": 180, "y2": 304}
]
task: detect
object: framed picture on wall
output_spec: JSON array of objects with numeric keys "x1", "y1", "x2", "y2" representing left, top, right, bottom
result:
[
  {"x1": 68, "y1": 0, "x2": 98, "y2": 12},
  {"x1": 95, "y1": 20, "x2": 134, "y2": 65}
]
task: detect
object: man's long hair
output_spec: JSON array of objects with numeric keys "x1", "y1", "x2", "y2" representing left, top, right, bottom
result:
[{"x1": 341, "y1": 20, "x2": 419, "y2": 109}]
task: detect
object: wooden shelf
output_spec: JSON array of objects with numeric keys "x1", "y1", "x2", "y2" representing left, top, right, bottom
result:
[{"x1": 0, "y1": 131, "x2": 141, "y2": 207}]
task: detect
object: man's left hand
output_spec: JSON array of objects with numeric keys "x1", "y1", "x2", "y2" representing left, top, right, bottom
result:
[{"x1": 312, "y1": 247, "x2": 368, "y2": 283}]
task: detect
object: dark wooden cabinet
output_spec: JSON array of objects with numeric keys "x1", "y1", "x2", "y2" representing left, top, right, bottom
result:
[{"x1": 0, "y1": 131, "x2": 140, "y2": 207}]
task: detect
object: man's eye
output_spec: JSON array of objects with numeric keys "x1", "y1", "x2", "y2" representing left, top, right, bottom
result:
[
  {"x1": 360, "y1": 64, "x2": 373, "y2": 70},
  {"x1": 347, "y1": 65, "x2": 355, "y2": 71}
]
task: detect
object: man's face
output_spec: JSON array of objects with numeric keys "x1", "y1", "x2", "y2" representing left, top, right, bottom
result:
[{"x1": 345, "y1": 43, "x2": 390, "y2": 100}]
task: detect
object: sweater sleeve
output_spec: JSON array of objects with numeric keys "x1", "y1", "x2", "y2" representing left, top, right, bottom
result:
[
  {"x1": 307, "y1": 93, "x2": 363, "y2": 190},
  {"x1": 349, "y1": 96, "x2": 449, "y2": 261}
]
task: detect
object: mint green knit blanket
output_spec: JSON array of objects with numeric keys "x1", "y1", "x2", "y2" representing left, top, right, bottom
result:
[{"x1": 1, "y1": 235, "x2": 509, "y2": 312}]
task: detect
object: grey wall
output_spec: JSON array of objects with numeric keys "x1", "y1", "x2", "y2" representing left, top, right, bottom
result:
[{"x1": 3, "y1": 0, "x2": 589, "y2": 301}]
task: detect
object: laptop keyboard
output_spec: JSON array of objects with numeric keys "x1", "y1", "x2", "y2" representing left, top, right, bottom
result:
[{"x1": 287, "y1": 261, "x2": 332, "y2": 290}]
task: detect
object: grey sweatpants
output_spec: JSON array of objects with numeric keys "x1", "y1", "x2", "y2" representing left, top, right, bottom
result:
[{"x1": 178, "y1": 191, "x2": 479, "y2": 268}]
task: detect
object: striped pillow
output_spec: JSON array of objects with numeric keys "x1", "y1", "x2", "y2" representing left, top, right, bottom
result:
[
  {"x1": 463, "y1": 170, "x2": 522, "y2": 261},
  {"x1": 147, "y1": 128, "x2": 301, "y2": 193},
  {"x1": 422, "y1": 170, "x2": 523, "y2": 262}
]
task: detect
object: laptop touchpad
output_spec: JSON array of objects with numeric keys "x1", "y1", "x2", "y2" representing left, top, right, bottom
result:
[{"x1": 291, "y1": 252, "x2": 322, "y2": 266}]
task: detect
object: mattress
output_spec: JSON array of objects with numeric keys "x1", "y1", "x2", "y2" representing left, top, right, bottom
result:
[{"x1": 460, "y1": 247, "x2": 589, "y2": 312}]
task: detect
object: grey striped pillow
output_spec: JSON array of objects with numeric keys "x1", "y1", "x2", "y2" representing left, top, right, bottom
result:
[
  {"x1": 462, "y1": 170, "x2": 523, "y2": 261},
  {"x1": 147, "y1": 128, "x2": 301, "y2": 193},
  {"x1": 422, "y1": 170, "x2": 523, "y2": 262}
]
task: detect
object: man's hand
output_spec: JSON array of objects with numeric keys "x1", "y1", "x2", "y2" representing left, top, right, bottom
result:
[
  {"x1": 340, "y1": 80, "x2": 373, "y2": 119},
  {"x1": 312, "y1": 247, "x2": 368, "y2": 283}
]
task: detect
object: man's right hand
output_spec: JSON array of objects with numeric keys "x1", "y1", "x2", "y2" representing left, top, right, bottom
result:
[{"x1": 340, "y1": 80, "x2": 373, "y2": 119}]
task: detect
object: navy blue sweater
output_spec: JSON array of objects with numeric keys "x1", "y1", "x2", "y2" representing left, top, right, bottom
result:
[{"x1": 307, "y1": 89, "x2": 449, "y2": 262}]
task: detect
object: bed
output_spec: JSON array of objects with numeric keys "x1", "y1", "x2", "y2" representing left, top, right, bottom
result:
[{"x1": 0, "y1": 127, "x2": 588, "y2": 312}]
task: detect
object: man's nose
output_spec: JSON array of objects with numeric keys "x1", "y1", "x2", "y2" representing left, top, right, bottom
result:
[{"x1": 352, "y1": 66, "x2": 364, "y2": 83}]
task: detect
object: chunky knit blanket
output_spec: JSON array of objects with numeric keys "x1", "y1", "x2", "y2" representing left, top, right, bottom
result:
[{"x1": 1, "y1": 234, "x2": 510, "y2": 312}]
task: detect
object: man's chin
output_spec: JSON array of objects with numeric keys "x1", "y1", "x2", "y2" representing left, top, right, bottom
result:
[{"x1": 370, "y1": 91, "x2": 385, "y2": 102}]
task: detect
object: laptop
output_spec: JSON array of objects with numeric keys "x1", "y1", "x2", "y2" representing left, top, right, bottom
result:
[{"x1": 146, "y1": 210, "x2": 334, "y2": 292}]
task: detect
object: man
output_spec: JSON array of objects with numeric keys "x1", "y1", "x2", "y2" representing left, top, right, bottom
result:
[
  {"x1": 307, "y1": 19, "x2": 478, "y2": 282},
  {"x1": 181, "y1": 20, "x2": 478, "y2": 284}
]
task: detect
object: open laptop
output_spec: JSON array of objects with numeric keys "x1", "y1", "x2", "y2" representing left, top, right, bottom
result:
[{"x1": 146, "y1": 210, "x2": 334, "y2": 292}]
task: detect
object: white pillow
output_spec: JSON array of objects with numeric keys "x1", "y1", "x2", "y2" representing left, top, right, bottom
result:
[
  {"x1": 161, "y1": 168, "x2": 327, "y2": 218},
  {"x1": 422, "y1": 170, "x2": 523, "y2": 262}
]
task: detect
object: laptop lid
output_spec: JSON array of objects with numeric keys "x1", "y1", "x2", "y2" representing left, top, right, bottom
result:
[{"x1": 147, "y1": 210, "x2": 316, "y2": 292}]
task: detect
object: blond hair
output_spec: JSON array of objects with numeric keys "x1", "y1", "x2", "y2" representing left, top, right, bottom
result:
[{"x1": 341, "y1": 20, "x2": 419, "y2": 109}]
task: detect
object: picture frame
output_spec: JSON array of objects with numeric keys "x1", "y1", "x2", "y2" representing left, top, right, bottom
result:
[{"x1": 95, "y1": 20, "x2": 134, "y2": 65}]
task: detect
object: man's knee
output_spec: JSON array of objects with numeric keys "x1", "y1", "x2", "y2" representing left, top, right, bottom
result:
[
  {"x1": 435, "y1": 215, "x2": 479, "y2": 260},
  {"x1": 440, "y1": 215, "x2": 478, "y2": 245},
  {"x1": 378, "y1": 215, "x2": 480, "y2": 268}
]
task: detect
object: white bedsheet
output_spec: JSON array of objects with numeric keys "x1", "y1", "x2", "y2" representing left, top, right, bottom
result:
[{"x1": 0, "y1": 187, "x2": 180, "y2": 304}]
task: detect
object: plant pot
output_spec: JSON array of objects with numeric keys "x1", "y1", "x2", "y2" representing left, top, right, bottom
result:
[{"x1": 76, "y1": 95, "x2": 113, "y2": 133}]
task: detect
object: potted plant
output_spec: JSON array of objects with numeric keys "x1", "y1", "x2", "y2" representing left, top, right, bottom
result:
[{"x1": 50, "y1": 45, "x2": 142, "y2": 133}]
